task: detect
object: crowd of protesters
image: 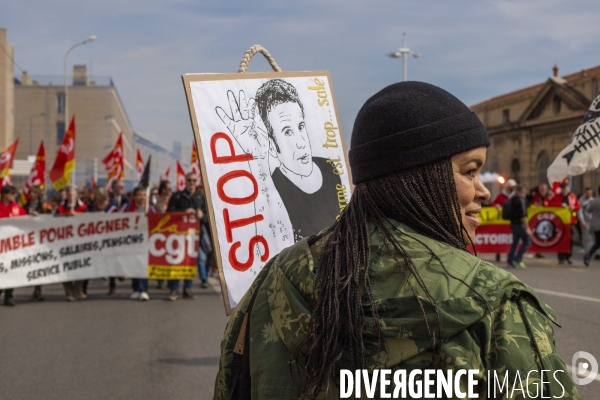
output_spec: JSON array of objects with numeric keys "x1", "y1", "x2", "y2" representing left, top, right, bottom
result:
[
  {"x1": 488, "y1": 177, "x2": 600, "y2": 269},
  {"x1": 0, "y1": 171, "x2": 213, "y2": 306}
]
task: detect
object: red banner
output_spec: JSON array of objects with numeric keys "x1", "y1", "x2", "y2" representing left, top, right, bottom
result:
[
  {"x1": 475, "y1": 206, "x2": 572, "y2": 253},
  {"x1": 147, "y1": 213, "x2": 199, "y2": 279}
]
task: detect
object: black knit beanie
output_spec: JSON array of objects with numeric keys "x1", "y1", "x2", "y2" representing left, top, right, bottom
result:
[{"x1": 349, "y1": 81, "x2": 490, "y2": 184}]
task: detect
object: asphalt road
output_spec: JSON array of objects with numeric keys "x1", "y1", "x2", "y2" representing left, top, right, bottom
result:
[{"x1": 1, "y1": 251, "x2": 599, "y2": 400}]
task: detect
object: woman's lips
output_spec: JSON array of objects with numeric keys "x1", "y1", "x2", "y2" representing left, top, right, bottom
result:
[{"x1": 465, "y1": 212, "x2": 481, "y2": 228}]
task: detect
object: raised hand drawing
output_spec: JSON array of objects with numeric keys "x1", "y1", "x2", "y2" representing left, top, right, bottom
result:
[{"x1": 215, "y1": 90, "x2": 269, "y2": 161}]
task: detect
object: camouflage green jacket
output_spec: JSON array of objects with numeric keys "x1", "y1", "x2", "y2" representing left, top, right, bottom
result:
[{"x1": 214, "y1": 220, "x2": 579, "y2": 399}]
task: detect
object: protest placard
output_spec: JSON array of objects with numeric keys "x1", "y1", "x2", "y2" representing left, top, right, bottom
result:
[
  {"x1": 183, "y1": 71, "x2": 352, "y2": 313},
  {"x1": 475, "y1": 206, "x2": 572, "y2": 253}
]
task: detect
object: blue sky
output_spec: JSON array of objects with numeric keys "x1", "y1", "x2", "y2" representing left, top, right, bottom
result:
[{"x1": 2, "y1": 0, "x2": 600, "y2": 151}]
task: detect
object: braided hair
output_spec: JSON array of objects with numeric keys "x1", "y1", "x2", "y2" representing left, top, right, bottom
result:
[{"x1": 295, "y1": 156, "x2": 486, "y2": 399}]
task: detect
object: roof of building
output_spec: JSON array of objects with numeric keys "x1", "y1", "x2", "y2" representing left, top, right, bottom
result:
[{"x1": 471, "y1": 65, "x2": 600, "y2": 111}]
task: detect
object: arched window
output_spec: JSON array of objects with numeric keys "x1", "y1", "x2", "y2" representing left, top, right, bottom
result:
[
  {"x1": 511, "y1": 158, "x2": 521, "y2": 182},
  {"x1": 537, "y1": 151, "x2": 550, "y2": 185}
]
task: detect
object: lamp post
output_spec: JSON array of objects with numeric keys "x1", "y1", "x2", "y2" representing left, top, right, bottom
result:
[
  {"x1": 28, "y1": 112, "x2": 45, "y2": 155},
  {"x1": 387, "y1": 33, "x2": 420, "y2": 82},
  {"x1": 64, "y1": 35, "x2": 96, "y2": 188}
]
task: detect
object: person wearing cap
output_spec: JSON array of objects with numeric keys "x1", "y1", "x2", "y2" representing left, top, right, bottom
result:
[
  {"x1": 0, "y1": 185, "x2": 27, "y2": 306},
  {"x1": 213, "y1": 82, "x2": 577, "y2": 399},
  {"x1": 491, "y1": 178, "x2": 517, "y2": 207}
]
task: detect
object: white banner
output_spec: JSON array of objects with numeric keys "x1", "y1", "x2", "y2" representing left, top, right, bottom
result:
[
  {"x1": 0, "y1": 214, "x2": 148, "y2": 289},
  {"x1": 183, "y1": 71, "x2": 352, "y2": 312}
]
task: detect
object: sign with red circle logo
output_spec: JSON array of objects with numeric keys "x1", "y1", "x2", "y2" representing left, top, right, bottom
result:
[{"x1": 529, "y1": 211, "x2": 565, "y2": 248}]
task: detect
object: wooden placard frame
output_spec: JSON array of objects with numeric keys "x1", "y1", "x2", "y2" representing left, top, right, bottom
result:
[{"x1": 182, "y1": 71, "x2": 352, "y2": 315}]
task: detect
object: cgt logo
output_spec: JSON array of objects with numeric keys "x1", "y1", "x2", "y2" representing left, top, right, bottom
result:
[{"x1": 572, "y1": 351, "x2": 598, "y2": 385}]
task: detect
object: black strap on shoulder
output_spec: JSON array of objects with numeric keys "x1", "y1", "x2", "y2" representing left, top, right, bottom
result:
[{"x1": 229, "y1": 268, "x2": 270, "y2": 399}]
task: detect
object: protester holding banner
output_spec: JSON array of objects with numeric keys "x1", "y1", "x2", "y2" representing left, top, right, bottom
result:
[
  {"x1": 0, "y1": 185, "x2": 26, "y2": 306},
  {"x1": 167, "y1": 171, "x2": 207, "y2": 299},
  {"x1": 55, "y1": 185, "x2": 87, "y2": 215},
  {"x1": 532, "y1": 183, "x2": 555, "y2": 206},
  {"x1": 506, "y1": 185, "x2": 530, "y2": 268},
  {"x1": 109, "y1": 179, "x2": 129, "y2": 209},
  {"x1": 557, "y1": 181, "x2": 580, "y2": 265},
  {"x1": 215, "y1": 82, "x2": 576, "y2": 399},
  {"x1": 87, "y1": 187, "x2": 120, "y2": 294},
  {"x1": 155, "y1": 180, "x2": 172, "y2": 214},
  {"x1": 56, "y1": 186, "x2": 88, "y2": 301},
  {"x1": 24, "y1": 185, "x2": 52, "y2": 301},
  {"x1": 24, "y1": 186, "x2": 52, "y2": 216},
  {"x1": 123, "y1": 187, "x2": 155, "y2": 301}
]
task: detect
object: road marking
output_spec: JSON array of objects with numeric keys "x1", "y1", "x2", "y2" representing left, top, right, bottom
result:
[
  {"x1": 566, "y1": 365, "x2": 600, "y2": 383},
  {"x1": 534, "y1": 288, "x2": 600, "y2": 303}
]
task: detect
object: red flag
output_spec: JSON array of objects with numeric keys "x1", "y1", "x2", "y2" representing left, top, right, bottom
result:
[
  {"x1": 136, "y1": 149, "x2": 145, "y2": 180},
  {"x1": 162, "y1": 165, "x2": 171, "y2": 182},
  {"x1": 19, "y1": 141, "x2": 46, "y2": 205},
  {"x1": 191, "y1": 141, "x2": 201, "y2": 187},
  {"x1": 0, "y1": 138, "x2": 19, "y2": 188},
  {"x1": 50, "y1": 116, "x2": 76, "y2": 191},
  {"x1": 176, "y1": 160, "x2": 186, "y2": 191},
  {"x1": 91, "y1": 175, "x2": 97, "y2": 190},
  {"x1": 102, "y1": 133, "x2": 124, "y2": 192}
]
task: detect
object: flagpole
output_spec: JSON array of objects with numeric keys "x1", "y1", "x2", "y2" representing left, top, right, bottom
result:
[{"x1": 64, "y1": 35, "x2": 96, "y2": 209}]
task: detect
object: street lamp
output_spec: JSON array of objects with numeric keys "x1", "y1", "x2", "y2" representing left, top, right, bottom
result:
[
  {"x1": 63, "y1": 34, "x2": 96, "y2": 186},
  {"x1": 387, "y1": 32, "x2": 420, "y2": 82},
  {"x1": 28, "y1": 112, "x2": 45, "y2": 155}
]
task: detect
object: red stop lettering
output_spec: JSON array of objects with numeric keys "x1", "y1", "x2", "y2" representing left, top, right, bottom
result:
[
  {"x1": 217, "y1": 170, "x2": 258, "y2": 205},
  {"x1": 223, "y1": 208, "x2": 264, "y2": 243},
  {"x1": 229, "y1": 235, "x2": 269, "y2": 272},
  {"x1": 211, "y1": 132, "x2": 253, "y2": 164}
]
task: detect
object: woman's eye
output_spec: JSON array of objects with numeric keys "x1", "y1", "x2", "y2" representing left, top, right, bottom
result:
[
  {"x1": 298, "y1": 122, "x2": 305, "y2": 131},
  {"x1": 466, "y1": 170, "x2": 476, "y2": 178},
  {"x1": 284, "y1": 129, "x2": 293, "y2": 137}
]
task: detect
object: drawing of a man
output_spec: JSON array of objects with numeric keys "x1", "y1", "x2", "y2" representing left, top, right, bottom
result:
[
  {"x1": 255, "y1": 79, "x2": 342, "y2": 241},
  {"x1": 216, "y1": 79, "x2": 342, "y2": 241}
]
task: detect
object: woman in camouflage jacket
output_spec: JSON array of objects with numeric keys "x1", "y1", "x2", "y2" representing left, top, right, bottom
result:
[{"x1": 214, "y1": 82, "x2": 578, "y2": 399}]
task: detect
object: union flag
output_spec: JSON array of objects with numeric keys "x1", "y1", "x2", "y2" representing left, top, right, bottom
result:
[
  {"x1": 162, "y1": 165, "x2": 171, "y2": 182},
  {"x1": 0, "y1": 138, "x2": 19, "y2": 188},
  {"x1": 191, "y1": 141, "x2": 201, "y2": 187},
  {"x1": 49, "y1": 116, "x2": 76, "y2": 191},
  {"x1": 19, "y1": 141, "x2": 46, "y2": 205},
  {"x1": 136, "y1": 149, "x2": 144, "y2": 180},
  {"x1": 102, "y1": 133, "x2": 124, "y2": 192},
  {"x1": 176, "y1": 160, "x2": 186, "y2": 191}
]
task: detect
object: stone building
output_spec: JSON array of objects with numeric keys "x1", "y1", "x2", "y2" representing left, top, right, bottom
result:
[
  {"x1": 472, "y1": 65, "x2": 600, "y2": 196},
  {"x1": 13, "y1": 67, "x2": 136, "y2": 187}
]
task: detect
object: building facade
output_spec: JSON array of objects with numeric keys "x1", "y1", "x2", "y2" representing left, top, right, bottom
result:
[
  {"x1": 0, "y1": 28, "x2": 15, "y2": 149},
  {"x1": 472, "y1": 65, "x2": 600, "y2": 197},
  {"x1": 14, "y1": 67, "x2": 136, "y2": 187}
]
